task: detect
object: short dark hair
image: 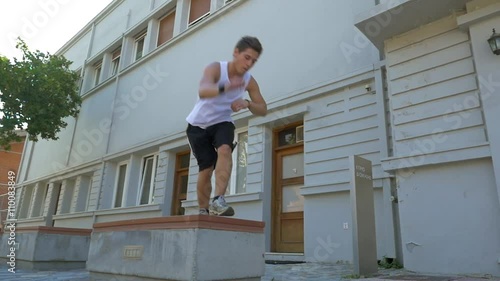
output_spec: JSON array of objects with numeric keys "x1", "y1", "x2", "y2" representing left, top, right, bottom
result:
[{"x1": 235, "y1": 36, "x2": 263, "y2": 55}]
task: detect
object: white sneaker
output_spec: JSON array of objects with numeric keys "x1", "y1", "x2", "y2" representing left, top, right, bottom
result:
[{"x1": 209, "y1": 196, "x2": 234, "y2": 216}]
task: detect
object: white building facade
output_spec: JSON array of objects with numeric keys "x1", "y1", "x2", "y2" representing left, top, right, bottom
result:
[{"x1": 5, "y1": 0, "x2": 500, "y2": 277}]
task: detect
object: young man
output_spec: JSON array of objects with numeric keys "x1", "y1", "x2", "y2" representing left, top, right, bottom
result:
[{"x1": 186, "y1": 36, "x2": 267, "y2": 216}]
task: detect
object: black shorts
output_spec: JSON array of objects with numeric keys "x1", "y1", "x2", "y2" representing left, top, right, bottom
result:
[{"x1": 186, "y1": 122, "x2": 235, "y2": 171}]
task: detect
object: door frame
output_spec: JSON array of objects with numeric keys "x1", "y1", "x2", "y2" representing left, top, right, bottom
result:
[{"x1": 271, "y1": 121, "x2": 304, "y2": 252}]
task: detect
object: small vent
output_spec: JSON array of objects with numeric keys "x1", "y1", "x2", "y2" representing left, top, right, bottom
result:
[
  {"x1": 296, "y1": 125, "x2": 304, "y2": 143},
  {"x1": 123, "y1": 245, "x2": 143, "y2": 260}
]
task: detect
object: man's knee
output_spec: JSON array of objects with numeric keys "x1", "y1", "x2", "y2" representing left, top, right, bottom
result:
[
  {"x1": 217, "y1": 144, "x2": 232, "y2": 157},
  {"x1": 199, "y1": 166, "x2": 214, "y2": 176}
]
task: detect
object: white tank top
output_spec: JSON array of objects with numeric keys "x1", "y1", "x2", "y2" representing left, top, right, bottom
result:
[{"x1": 186, "y1": 61, "x2": 251, "y2": 128}]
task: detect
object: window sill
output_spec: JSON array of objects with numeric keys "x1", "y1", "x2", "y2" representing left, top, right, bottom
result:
[
  {"x1": 53, "y1": 212, "x2": 94, "y2": 220},
  {"x1": 13, "y1": 216, "x2": 46, "y2": 223},
  {"x1": 94, "y1": 204, "x2": 161, "y2": 215}
]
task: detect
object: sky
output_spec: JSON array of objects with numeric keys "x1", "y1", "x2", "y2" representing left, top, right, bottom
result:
[{"x1": 0, "y1": 0, "x2": 114, "y2": 60}]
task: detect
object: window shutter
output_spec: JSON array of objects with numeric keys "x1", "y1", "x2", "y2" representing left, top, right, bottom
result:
[
  {"x1": 158, "y1": 11, "x2": 176, "y2": 46},
  {"x1": 189, "y1": 0, "x2": 210, "y2": 25}
]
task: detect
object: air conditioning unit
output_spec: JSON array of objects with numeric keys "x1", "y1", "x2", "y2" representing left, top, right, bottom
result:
[{"x1": 296, "y1": 125, "x2": 304, "y2": 143}]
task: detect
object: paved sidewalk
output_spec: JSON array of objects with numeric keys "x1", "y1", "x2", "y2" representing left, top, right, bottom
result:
[{"x1": 0, "y1": 262, "x2": 498, "y2": 281}]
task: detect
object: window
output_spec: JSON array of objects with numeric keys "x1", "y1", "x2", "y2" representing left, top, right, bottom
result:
[
  {"x1": 134, "y1": 32, "x2": 146, "y2": 61},
  {"x1": 172, "y1": 152, "x2": 190, "y2": 215},
  {"x1": 113, "y1": 163, "x2": 128, "y2": 208},
  {"x1": 138, "y1": 155, "x2": 158, "y2": 205},
  {"x1": 31, "y1": 183, "x2": 48, "y2": 217},
  {"x1": 60, "y1": 179, "x2": 76, "y2": 214},
  {"x1": 94, "y1": 62, "x2": 102, "y2": 86},
  {"x1": 19, "y1": 185, "x2": 34, "y2": 218},
  {"x1": 75, "y1": 175, "x2": 92, "y2": 212},
  {"x1": 188, "y1": 0, "x2": 210, "y2": 27},
  {"x1": 110, "y1": 48, "x2": 121, "y2": 76},
  {"x1": 157, "y1": 10, "x2": 176, "y2": 46},
  {"x1": 229, "y1": 131, "x2": 248, "y2": 194}
]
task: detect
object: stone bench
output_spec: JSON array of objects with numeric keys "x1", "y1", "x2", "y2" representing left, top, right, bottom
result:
[
  {"x1": 0, "y1": 226, "x2": 92, "y2": 270},
  {"x1": 87, "y1": 215, "x2": 265, "y2": 281}
]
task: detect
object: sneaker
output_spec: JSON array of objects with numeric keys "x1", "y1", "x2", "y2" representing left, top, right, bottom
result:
[
  {"x1": 209, "y1": 196, "x2": 234, "y2": 216},
  {"x1": 199, "y1": 208, "x2": 209, "y2": 215}
]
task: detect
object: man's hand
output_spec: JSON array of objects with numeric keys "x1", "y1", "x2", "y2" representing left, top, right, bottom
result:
[{"x1": 231, "y1": 99, "x2": 250, "y2": 112}]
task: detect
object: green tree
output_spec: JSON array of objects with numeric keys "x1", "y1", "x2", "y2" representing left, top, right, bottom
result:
[{"x1": 0, "y1": 38, "x2": 81, "y2": 150}]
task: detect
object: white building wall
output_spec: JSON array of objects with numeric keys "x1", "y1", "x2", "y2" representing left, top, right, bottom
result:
[
  {"x1": 302, "y1": 79, "x2": 395, "y2": 262},
  {"x1": 396, "y1": 159, "x2": 500, "y2": 276},
  {"x1": 382, "y1": 8, "x2": 500, "y2": 276},
  {"x1": 89, "y1": 0, "x2": 151, "y2": 59},
  {"x1": 21, "y1": 0, "x2": 382, "y2": 181},
  {"x1": 26, "y1": 117, "x2": 76, "y2": 179},
  {"x1": 69, "y1": 84, "x2": 116, "y2": 166},
  {"x1": 385, "y1": 15, "x2": 487, "y2": 158},
  {"x1": 62, "y1": 30, "x2": 92, "y2": 70}
]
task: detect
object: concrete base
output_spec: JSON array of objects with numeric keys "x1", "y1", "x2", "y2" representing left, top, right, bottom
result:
[
  {"x1": 90, "y1": 272, "x2": 260, "y2": 281},
  {"x1": 265, "y1": 252, "x2": 305, "y2": 264},
  {"x1": 0, "y1": 259, "x2": 86, "y2": 271},
  {"x1": 0, "y1": 226, "x2": 91, "y2": 269},
  {"x1": 87, "y1": 215, "x2": 265, "y2": 281}
]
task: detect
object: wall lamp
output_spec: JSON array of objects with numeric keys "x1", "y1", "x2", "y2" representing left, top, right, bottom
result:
[{"x1": 488, "y1": 28, "x2": 500, "y2": 55}]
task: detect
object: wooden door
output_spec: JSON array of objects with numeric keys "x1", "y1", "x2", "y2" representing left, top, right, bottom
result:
[
  {"x1": 273, "y1": 144, "x2": 305, "y2": 253},
  {"x1": 172, "y1": 151, "x2": 190, "y2": 216}
]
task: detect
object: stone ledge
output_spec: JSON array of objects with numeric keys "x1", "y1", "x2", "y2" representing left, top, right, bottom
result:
[
  {"x1": 87, "y1": 215, "x2": 266, "y2": 280},
  {"x1": 92, "y1": 214, "x2": 265, "y2": 233},
  {"x1": 0, "y1": 226, "x2": 91, "y2": 264},
  {"x1": 16, "y1": 226, "x2": 92, "y2": 236}
]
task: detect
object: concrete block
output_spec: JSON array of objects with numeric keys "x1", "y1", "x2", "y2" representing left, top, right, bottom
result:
[
  {"x1": 87, "y1": 215, "x2": 265, "y2": 281},
  {"x1": 0, "y1": 226, "x2": 91, "y2": 270}
]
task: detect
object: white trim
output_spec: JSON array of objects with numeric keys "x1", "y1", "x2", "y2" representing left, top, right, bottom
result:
[
  {"x1": 457, "y1": 2, "x2": 500, "y2": 30},
  {"x1": 381, "y1": 143, "x2": 491, "y2": 172},
  {"x1": 112, "y1": 161, "x2": 129, "y2": 208}
]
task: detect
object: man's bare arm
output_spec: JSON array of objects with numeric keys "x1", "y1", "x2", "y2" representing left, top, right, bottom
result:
[
  {"x1": 246, "y1": 76, "x2": 267, "y2": 116},
  {"x1": 198, "y1": 62, "x2": 221, "y2": 98}
]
